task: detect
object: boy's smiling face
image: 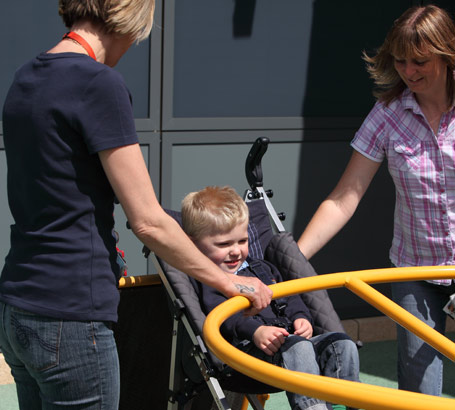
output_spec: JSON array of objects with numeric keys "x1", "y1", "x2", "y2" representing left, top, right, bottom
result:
[{"x1": 194, "y1": 221, "x2": 249, "y2": 274}]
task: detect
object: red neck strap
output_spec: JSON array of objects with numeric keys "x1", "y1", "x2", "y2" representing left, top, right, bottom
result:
[{"x1": 62, "y1": 31, "x2": 96, "y2": 61}]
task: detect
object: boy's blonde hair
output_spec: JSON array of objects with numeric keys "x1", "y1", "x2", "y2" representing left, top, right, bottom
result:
[
  {"x1": 181, "y1": 186, "x2": 249, "y2": 240},
  {"x1": 363, "y1": 5, "x2": 455, "y2": 106},
  {"x1": 59, "y1": 0, "x2": 155, "y2": 43}
]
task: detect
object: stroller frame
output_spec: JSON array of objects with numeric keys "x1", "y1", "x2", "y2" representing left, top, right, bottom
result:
[
  {"x1": 151, "y1": 137, "x2": 344, "y2": 410},
  {"x1": 153, "y1": 254, "x2": 266, "y2": 410}
]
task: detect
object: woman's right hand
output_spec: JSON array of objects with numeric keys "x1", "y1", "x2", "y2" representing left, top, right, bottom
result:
[{"x1": 226, "y1": 274, "x2": 273, "y2": 315}]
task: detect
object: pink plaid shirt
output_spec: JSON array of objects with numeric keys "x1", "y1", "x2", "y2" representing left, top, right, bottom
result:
[{"x1": 351, "y1": 88, "x2": 455, "y2": 285}]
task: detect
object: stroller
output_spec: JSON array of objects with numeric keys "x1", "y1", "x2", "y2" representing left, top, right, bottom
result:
[{"x1": 149, "y1": 137, "x2": 347, "y2": 410}]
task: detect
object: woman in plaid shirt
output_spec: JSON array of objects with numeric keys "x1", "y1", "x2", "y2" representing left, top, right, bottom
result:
[{"x1": 298, "y1": 5, "x2": 455, "y2": 397}]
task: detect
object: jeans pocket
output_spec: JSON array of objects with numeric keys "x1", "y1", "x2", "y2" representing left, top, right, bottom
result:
[{"x1": 10, "y1": 307, "x2": 62, "y2": 372}]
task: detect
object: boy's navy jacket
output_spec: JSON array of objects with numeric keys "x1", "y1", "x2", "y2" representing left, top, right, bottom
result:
[{"x1": 191, "y1": 257, "x2": 314, "y2": 345}]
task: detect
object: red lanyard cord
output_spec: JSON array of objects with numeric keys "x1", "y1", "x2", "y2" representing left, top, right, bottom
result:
[{"x1": 62, "y1": 31, "x2": 96, "y2": 61}]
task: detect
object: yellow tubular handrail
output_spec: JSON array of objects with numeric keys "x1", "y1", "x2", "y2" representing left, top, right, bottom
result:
[
  {"x1": 118, "y1": 274, "x2": 162, "y2": 288},
  {"x1": 203, "y1": 266, "x2": 455, "y2": 410}
]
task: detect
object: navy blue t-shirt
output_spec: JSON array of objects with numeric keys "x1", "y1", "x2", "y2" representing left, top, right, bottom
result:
[{"x1": 0, "y1": 52, "x2": 138, "y2": 321}]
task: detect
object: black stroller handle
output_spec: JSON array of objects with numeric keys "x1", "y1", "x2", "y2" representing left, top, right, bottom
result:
[{"x1": 245, "y1": 137, "x2": 269, "y2": 189}]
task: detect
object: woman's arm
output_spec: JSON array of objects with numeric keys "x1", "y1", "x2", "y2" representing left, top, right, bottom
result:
[
  {"x1": 99, "y1": 144, "x2": 272, "y2": 311},
  {"x1": 297, "y1": 150, "x2": 381, "y2": 259}
]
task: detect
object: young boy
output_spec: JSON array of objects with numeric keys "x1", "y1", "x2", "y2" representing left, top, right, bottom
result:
[{"x1": 181, "y1": 186, "x2": 360, "y2": 410}]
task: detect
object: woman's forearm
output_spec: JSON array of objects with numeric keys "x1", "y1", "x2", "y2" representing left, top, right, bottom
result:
[
  {"x1": 99, "y1": 144, "x2": 272, "y2": 310},
  {"x1": 297, "y1": 198, "x2": 356, "y2": 259}
]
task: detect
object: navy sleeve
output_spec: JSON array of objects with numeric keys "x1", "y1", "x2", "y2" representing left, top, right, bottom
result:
[
  {"x1": 76, "y1": 68, "x2": 138, "y2": 154},
  {"x1": 197, "y1": 281, "x2": 263, "y2": 343}
]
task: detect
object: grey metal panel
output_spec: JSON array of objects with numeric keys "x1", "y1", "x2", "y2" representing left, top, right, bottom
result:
[
  {"x1": 0, "y1": 1, "x2": 62, "y2": 146},
  {"x1": 161, "y1": 116, "x2": 365, "y2": 133},
  {"x1": 0, "y1": 2, "x2": 62, "y2": 117},
  {"x1": 161, "y1": 0, "x2": 410, "y2": 131},
  {"x1": 160, "y1": 129, "x2": 358, "y2": 217},
  {"x1": 115, "y1": 38, "x2": 152, "y2": 120},
  {"x1": 139, "y1": 132, "x2": 161, "y2": 198},
  {"x1": 125, "y1": 0, "x2": 164, "y2": 131},
  {"x1": 161, "y1": 131, "x2": 299, "y2": 208},
  {"x1": 149, "y1": 0, "x2": 164, "y2": 131},
  {"x1": 161, "y1": 0, "x2": 310, "y2": 131}
]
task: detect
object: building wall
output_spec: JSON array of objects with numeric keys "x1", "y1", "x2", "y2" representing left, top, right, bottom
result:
[{"x1": 1, "y1": 0, "x2": 447, "y2": 318}]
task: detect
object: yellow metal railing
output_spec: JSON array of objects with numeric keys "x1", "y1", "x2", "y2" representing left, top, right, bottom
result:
[
  {"x1": 119, "y1": 274, "x2": 162, "y2": 288},
  {"x1": 203, "y1": 266, "x2": 455, "y2": 410}
]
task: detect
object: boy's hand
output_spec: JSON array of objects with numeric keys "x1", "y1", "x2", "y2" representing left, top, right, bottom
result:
[
  {"x1": 228, "y1": 274, "x2": 273, "y2": 315},
  {"x1": 293, "y1": 318, "x2": 313, "y2": 339},
  {"x1": 253, "y1": 326, "x2": 289, "y2": 356}
]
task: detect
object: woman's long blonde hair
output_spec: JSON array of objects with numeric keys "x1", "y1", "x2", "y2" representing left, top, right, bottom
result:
[{"x1": 364, "y1": 5, "x2": 455, "y2": 106}]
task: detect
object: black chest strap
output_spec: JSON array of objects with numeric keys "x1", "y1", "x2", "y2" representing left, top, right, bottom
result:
[{"x1": 246, "y1": 259, "x2": 288, "y2": 317}]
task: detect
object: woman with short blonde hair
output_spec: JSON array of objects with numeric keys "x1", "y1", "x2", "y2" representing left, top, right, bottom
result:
[{"x1": 0, "y1": 2, "x2": 271, "y2": 408}]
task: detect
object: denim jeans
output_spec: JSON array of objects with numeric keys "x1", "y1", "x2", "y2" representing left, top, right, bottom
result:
[
  {"x1": 0, "y1": 301, "x2": 120, "y2": 409},
  {"x1": 281, "y1": 333, "x2": 359, "y2": 410},
  {"x1": 391, "y1": 281, "x2": 455, "y2": 396},
  {"x1": 246, "y1": 332, "x2": 359, "y2": 410}
]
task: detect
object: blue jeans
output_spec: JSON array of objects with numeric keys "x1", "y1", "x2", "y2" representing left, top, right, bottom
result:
[
  {"x1": 247, "y1": 332, "x2": 359, "y2": 410},
  {"x1": 0, "y1": 301, "x2": 120, "y2": 409},
  {"x1": 391, "y1": 281, "x2": 454, "y2": 396},
  {"x1": 281, "y1": 333, "x2": 359, "y2": 410}
]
